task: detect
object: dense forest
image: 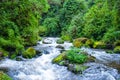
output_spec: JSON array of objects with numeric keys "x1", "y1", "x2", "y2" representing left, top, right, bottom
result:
[
  {"x1": 0, "y1": 0, "x2": 120, "y2": 58},
  {"x1": 0, "y1": 0, "x2": 120, "y2": 79}
]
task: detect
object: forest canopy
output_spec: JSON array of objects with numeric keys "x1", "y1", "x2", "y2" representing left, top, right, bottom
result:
[{"x1": 0, "y1": 0, "x2": 120, "y2": 58}]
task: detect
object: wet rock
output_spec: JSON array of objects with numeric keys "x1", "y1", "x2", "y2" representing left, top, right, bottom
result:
[
  {"x1": 52, "y1": 52, "x2": 66, "y2": 63},
  {"x1": 107, "y1": 62, "x2": 120, "y2": 72},
  {"x1": 73, "y1": 37, "x2": 88, "y2": 48},
  {"x1": 87, "y1": 55, "x2": 96, "y2": 62},
  {"x1": 0, "y1": 52, "x2": 3, "y2": 57},
  {"x1": 68, "y1": 64, "x2": 88, "y2": 74},
  {"x1": 42, "y1": 38, "x2": 52, "y2": 44},
  {"x1": 43, "y1": 50, "x2": 50, "y2": 54},
  {"x1": 0, "y1": 67, "x2": 9, "y2": 72},
  {"x1": 16, "y1": 57, "x2": 23, "y2": 61},
  {"x1": 36, "y1": 50, "x2": 42, "y2": 56},
  {"x1": 56, "y1": 45, "x2": 64, "y2": 50},
  {"x1": 22, "y1": 47, "x2": 36, "y2": 59},
  {"x1": 113, "y1": 46, "x2": 120, "y2": 53}
]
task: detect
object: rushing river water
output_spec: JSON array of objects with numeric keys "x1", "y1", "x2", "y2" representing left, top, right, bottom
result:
[{"x1": 0, "y1": 37, "x2": 120, "y2": 80}]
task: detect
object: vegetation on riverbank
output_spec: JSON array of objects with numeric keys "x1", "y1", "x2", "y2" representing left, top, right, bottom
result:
[
  {"x1": 41, "y1": 0, "x2": 120, "y2": 53},
  {"x1": 0, "y1": 72, "x2": 12, "y2": 80},
  {"x1": 0, "y1": 0, "x2": 120, "y2": 59},
  {"x1": 0, "y1": 0, "x2": 49, "y2": 58},
  {"x1": 52, "y1": 47, "x2": 95, "y2": 73}
]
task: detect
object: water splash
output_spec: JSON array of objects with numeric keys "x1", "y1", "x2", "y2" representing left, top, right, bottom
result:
[{"x1": 0, "y1": 37, "x2": 120, "y2": 80}]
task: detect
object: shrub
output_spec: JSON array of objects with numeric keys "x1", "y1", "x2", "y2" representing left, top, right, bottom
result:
[
  {"x1": 65, "y1": 48, "x2": 87, "y2": 64},
  {"x1": 61, "y1": 35, "x2": 72, "y2": 42},
  {"x1": 56, "y1": 39, "x2": 64, "y2": 44},
  {"x1": 93, "y1": 41, "x2": 106, "y2": 49},
  {"x1": 0, "y1": 0, "x2": 49, "y2": 57},
  {"x1": 114, "y1": 40, "x2": 120, "y2": 47},
  {"x1": 0, "y1": 72, "x2": 12, "y2": 80}
]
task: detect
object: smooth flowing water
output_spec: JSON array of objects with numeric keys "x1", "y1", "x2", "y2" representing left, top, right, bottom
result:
[{"x1": 0, "y1": 37, "x2": 120, "y2": 80}]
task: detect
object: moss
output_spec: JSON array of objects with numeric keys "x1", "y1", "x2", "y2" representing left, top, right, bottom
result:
[
  {"x1": 106, "y1": 50, "x2": 114, "y2": 54},
  {"x1": 0, "y1": 72, "x2": 12, "y2": 80},
  {"x1": 61, "y1": 35, "x2": 72, "y2": 42},
  {"x1": 113, "y1": 46, "x2": 120, "y2": 53},
  {"x1": 74, "y1": 64, "x2": 88, "y2": 73},
  {"x1": 56, "y1": 39, "x2": 64, "y2": 44},
  {"x1": 0, "y1": 49, "x2": 9, "y2": 57},
  {"x1": 87, "y1": 55, "x2": 96, "y2": 62},
  {"x1": 114, "y1": 40, "x2": 120, "y2": 46},
  {"x1": 52, "y1": 52, "x2": 66, "y2": 63},
  {"x1": 10, "y1": 53, "x2": 17, "y2": 59},
  {"x1": 22, "y1": 47, "x2": 36, "y2": 59},
  {"x1": 85, "y1": 39, "x2": 94, "y2": 48},
  {"x1": 73, "y1": 38, "x2": 88, "y2": 48},
  {"x1": 93, "y1": 41, "x2": 106, "y2": 49}
]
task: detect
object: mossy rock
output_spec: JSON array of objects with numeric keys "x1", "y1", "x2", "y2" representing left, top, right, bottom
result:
[
  {"x1": 0, "y1": 49, "x2": 9, "y2": 58},
  {"x1": 0, "y1": 72, "x2": 12, "y2": 80},
  {"x1": 56, "y1": 39, "x2": 64, "y2": 44},
  {"x1": 56, "y1": 45, "x2": 64, "y2": 49},
  {"x1": 87, "y1": 55, "x2": 96, "y2": 62},
  {"x1": 52, "y1": 52, "x2": 66, "y2": 63},
  {"x1": 85, "y1": 39, "x2": 94, "y2": 48},
  {"x1": 114, "y1": 40, "x2": 120, "y2": 46},
  {"x1": 113, "y1": 46, "x2": 120, "y2": 53},
  {"x1": 22, "y1": 47, "x2": 36, "y2": 59},
  {"x1": 73, "y1": 38, "x2": 88, "y2": 48},
  {"x1": 68, "y1": 64, "x2": 88, "y2": 74},
  {"x1": 106, "y1": 50, "x2": 114, "y2": 54},
  {"x1": 93, "y1": 41, "x2": 106, "y2": 49}
]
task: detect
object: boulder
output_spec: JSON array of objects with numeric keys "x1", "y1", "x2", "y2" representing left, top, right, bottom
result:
[
  {"x1": 56, "y1": 45, "x2": 64, "y2": 49},
  {"x1": 22, "y1": 47, "x2": 36, "y2": 59},
  {"x1": 73, "y1": 38, "x2": 88, "y2": 48},
  {"x1": 52, "y1": 52, "x2": 66, "y2": 63},
  {"x1": 113, "y1": 46, "x2": 120, "y2": 53},
  {"x1": 42, "y1": 38, "x2": 52, "y2": 44},
  {"x1": 68, "y1": 64, "x2": 88, "y2": 74},
  {"x1": 93, "y1": 41, "x2": 106, "y2": 49},
  {"x1": 43, "y1": 50, "x2": 50, "y2": 54}
]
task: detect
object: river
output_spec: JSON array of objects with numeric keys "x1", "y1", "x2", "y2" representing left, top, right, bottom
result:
[{"x1": 0, "y1": 37, "x2": 120, "y2": 80}]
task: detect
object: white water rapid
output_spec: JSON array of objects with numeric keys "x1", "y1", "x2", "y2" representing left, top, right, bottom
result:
[{"x1": 0, "y1": 37, "x2": 120, "y2": 80}]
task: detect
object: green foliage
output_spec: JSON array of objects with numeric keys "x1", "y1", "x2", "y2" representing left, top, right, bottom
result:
[
  {"x1": 114, "y1": 40, "x2": 120, "y2": 47},
  {"x1": 0, "y1": 0, "x2": 49, "y2": 56},
  {"x1": 43, "y1": 17, "x2": 60, "y2": 36},
  {"x1": 93, "y1": 41, "x2": 106, "y2": 49},
  {"x1": 22, "y1": 47, "x2": 36, "y2": 59},
  {"x1": 0, "y1": 72, "x2": 12, "y2": 80},
  {"x1": 113, "y1": 46, "x2": 120, "y2": 53},
  {"x1": 61, "y1": 35, "x2": 72, "y2": 41},
  {"x1": 52, "y1": 52, "x2": 66, "y2": 63},
  {"x1": 73, "y1": 38, "x2": 88, "y2": 48},
  {"x1": 56, "y1": 39, "x2": 64, "y2": 44},
  {"x1": 66, "y1": 48, "x2": 87, "y2": 64}
]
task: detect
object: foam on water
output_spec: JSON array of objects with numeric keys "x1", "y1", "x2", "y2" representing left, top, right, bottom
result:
[{"x1": 0, "y1": 37, "x2": 120, "y2": 80}]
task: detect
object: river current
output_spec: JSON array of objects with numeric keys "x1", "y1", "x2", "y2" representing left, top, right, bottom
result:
[{"x1": 0, "y1": 37, "x2": 120, "y2": 80}]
